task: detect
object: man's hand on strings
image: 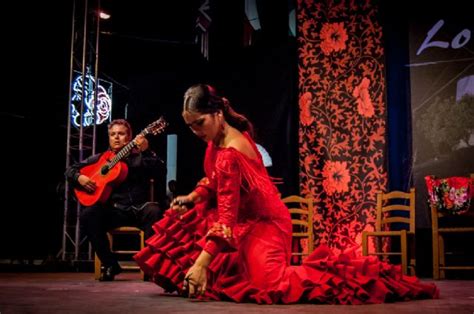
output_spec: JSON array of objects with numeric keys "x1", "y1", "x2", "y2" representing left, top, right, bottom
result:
[{"x1": 78, "y1": 175, "x2": 97, "y2": 193}]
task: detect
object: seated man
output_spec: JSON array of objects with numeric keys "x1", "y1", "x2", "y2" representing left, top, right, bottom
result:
[{"x1": 65, "y1": 119, "x2": 165, "y2": 281}]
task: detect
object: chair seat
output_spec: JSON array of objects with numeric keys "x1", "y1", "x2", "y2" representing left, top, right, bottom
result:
[
  {"x1": 438, "y1": 227, "x2": 474, "y2": 233},
  {"x1": 439, "y1": 266, "x2": 474, "y2": 270},
  {"x1": 109, "y1": 226, "x2": 142, "y2": 233},
  {"x1": 363, "y1": 230, "x2": 414, "y2": 236}
]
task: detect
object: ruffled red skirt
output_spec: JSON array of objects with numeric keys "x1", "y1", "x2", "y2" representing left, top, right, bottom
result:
[{"x1": 134, "y1": 206, "x2": 439, "y2": 304}]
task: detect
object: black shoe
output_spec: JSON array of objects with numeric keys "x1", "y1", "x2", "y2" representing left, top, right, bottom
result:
[{"x1": 99, "y1": 264, "x2": 122, "y2": 281}]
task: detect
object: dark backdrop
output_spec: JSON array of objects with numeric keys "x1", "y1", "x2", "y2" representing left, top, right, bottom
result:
[{"x1": 1, "y1": 0, "x2": 298, "y2": 261}]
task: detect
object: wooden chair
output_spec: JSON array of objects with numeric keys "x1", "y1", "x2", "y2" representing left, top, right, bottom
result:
[
  {"x1": 362, "y1": 188, "x2": 416, "y2": 275},
  {"x1": 93, "y1": 178, "x2": 156, "y2": 280},
  {"x1": 94, "y1": 226, "x2": 145, "y2": 280},
  {"x1": 282, "y1": 195, "x2": 314, "y2": 264},
  {"x1": 431, "y1": 174, "x2": 474, "y2": 279}
]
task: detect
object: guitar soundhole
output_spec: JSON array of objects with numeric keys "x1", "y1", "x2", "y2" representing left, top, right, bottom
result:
[{"x1": 100, "y1": 165, "x2": 110, "y2": 175}]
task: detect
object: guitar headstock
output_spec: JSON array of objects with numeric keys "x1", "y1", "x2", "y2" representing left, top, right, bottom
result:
[{"x1": 143, "y1": 117, "x2": 168, "y2": 136}]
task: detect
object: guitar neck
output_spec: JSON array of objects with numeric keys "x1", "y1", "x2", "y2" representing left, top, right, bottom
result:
[{"x1": 103, "y1": 117, "x2": 166, "y2": 170}]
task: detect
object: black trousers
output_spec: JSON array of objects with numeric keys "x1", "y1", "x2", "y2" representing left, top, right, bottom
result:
[{"x1": 80, "y1": 202, "x2": 162, "y2": 267}]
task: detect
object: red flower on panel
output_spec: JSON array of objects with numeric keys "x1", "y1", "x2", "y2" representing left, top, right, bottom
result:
[
  {"x1": 299, "y1": 92, "x2": 314, "y2": 126},
  {"x1": 322, "y1": 161, "x2": 351, "y2": 195},
  {"x1": 320, "y1": 22, "x2": 348, "y2": 55},
  {"x1": 353, "y1": 77, "x2": 374, "y2": 118}
]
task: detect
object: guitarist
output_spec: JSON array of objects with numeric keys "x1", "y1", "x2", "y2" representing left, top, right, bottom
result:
[{"x1": 65, "y1": 119, "x2": 165, "y2": 281}]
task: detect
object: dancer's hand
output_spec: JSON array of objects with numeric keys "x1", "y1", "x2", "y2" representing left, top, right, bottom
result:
[
  {"x1": 171, "y1": 194, "x2": 195, "y2": 215},
  {"x1": 183, "y1": 264, "x2": 207, "y2": 297},
  {"x1": 183, "y1": 251, "x2": 212, "y2": 297}
]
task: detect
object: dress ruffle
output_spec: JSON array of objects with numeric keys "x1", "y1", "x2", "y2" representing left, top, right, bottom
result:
[
  {"x1": 134, "y1": 204, "x2": 209, "y2": 293},
  {"x1": 134, "y1": 207, "x2": 439, "y2": 304}
]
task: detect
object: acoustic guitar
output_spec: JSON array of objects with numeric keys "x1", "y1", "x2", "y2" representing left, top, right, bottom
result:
[{"x1": 74, "y1": 117, "x2": 167, "y2": 206}]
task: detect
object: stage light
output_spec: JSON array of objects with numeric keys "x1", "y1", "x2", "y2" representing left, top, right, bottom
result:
[{"x1": 99, "y1": 11, "x2": 110, "y2": 20}]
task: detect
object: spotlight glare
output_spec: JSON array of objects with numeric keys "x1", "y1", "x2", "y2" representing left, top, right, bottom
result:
[{"x1": 99, "y1": 11, "x2": 111, "y2": 20}]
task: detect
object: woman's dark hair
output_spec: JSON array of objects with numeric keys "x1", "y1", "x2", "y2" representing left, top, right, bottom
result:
[{"x1": 183, "y1": 84, "x2": 254, "y2": 136}]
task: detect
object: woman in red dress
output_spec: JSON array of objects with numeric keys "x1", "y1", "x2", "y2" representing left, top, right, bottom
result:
[{"x1": 134, "y1": 84, "x2": 439, "y2": 304}]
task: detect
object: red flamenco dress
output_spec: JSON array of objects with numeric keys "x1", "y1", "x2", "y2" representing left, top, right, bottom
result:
[{"x1": 134, "y1": 133, "x2": 439, "y2": 304}]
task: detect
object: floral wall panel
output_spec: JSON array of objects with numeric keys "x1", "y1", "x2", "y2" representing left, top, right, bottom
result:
[{"x1": 297, "y1": 0, "x2": 388, "y2": 251}]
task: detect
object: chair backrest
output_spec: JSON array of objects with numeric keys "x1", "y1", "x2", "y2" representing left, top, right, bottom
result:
[
  {"x1": 282, "y1": 195, "x2": 314, "y2": 257},
  {"x1": 375, "y1": 188, "x2": 415, "y2": 233}
]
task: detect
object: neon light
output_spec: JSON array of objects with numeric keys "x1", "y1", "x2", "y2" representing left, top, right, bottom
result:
[{"x1": 71, "y1": 69, "x2": 113, "y2": 128}]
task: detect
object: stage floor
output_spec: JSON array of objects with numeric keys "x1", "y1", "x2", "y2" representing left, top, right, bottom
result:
[{"x1": 0, "y1": 272, "x2": 473, "y2": 313}]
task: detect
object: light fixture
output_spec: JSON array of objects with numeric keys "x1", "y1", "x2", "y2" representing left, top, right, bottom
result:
[{"x1": 99, "y1": 11, "x2": 111, "y2": 20}]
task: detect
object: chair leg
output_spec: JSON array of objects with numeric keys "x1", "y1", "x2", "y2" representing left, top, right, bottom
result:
[
  {"x1": 140, "y1": 231, "x2": 145, "y2": 281},
  {"x1": 107, "y1": 233, "x2": 113, "y2": 250},
  {"x1": 409, "y1": 258, "x2": 416, "y2": 276},
  {"x1": 432, "y1": 230, "x2": 439, "y2": 280},
  {"x1": 375, "y1": 237, "x2": 383, "y2": 260},
  {"x1": 94, "y1": 253, "x2": 101, "y2": 280},
  {"x1": 362, "y1": 232, "x2": 368, "y2": 256},
  {"x1": 400, "y1": 231, "x2": 407, "y2": 275},
  {"x1": 439, "y1": 234, "x2": 445, "y2": 279},
  {"x1": 409, "y1": 233, "x2": 416, "y2": 276}
]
